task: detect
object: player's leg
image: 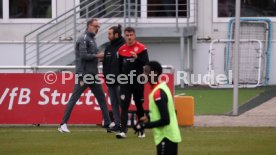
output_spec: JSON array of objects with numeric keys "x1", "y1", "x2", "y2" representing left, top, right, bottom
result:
[
  {"x1": 59, "y1": 83, "x2": 87, "y2": 132},
  {"x1": 133, "y1": 83, "x2": 145, "y2": 138},
  {"x1": 107, "y1": 84, "x2": 121, "y2": 131},
  {"x1": 133, "y1": 83, "x2": 145, "y2": 122},
  {"x1": 116, "y1": 84, "x2": 132, "y2": 138},
  {"x1": 157, "y1": 138, "x2": 178, "y2": 155},
  {"x1": 89, "y1": 83, "x2": 111, "y2": 129}
]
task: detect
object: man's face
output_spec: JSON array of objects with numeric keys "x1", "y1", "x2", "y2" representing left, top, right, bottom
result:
[
  {"x1": 88, "y1": 20, "x2": 100, "y2": 34},
  {"x1": 124, "y1": 31, "x2": 136, "y2": 46},
  {"x1": 108, "y1": 29, "x2": 115, "y2": 41}
]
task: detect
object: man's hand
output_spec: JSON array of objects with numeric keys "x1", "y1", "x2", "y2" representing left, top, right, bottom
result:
[
  {"x1": 133, "y1": 121, "x2": 145, "y2": 135},
  {"x1": 130, "y1": 52, "x2": 138, "y2": 59},
  {"x1": 96, "y1": 52, "x2": 104, "y2": 58},
  {"x1": 96, "y1": 52, "x2": 104, "y2": 62},
  {"x1": 140, "y1": 116, "x2": 149, "y2": 123}
]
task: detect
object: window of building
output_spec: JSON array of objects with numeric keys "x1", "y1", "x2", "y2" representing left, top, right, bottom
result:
[
  {"x1": 0, "y1": 0, "x2": 2, "y2": 18},
  {"x1": 77, "y1": 0, "x2": 192, "y2": 22},
  {"x1": 9, "y1": 0, "x2": 52, "y2": 18},
  {"x1": 80, "y1": 0, "x2": 126, "y2": 18},
  {"x1": 218, "y1": 0, "x2": 276, "y2": 17},
  {"x1": 147, "y1": 0, "x2": 187, "y2": 17},
  {"x1": 79, "y1": 0, "x2": 192, "y2": 18}
]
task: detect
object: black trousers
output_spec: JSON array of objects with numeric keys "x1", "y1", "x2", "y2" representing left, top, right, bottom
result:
[
  {"x1": 157, "y1": 138, "x2": 178, "y2": 155},
  {"x1": 107, "y1": 84, "x2": 121, "y2": 126},
  {"x1": 120, "y1": 83, "x2": 144, "y2": 133}
]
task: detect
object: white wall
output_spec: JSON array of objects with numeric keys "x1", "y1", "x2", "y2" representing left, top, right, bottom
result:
[
  {"x1": 0, "y1": 43, "x2": 23, "y2": 73},
  {"x1": 144, "y1": 40, "x2": 181, "y2": 72},
  {"x1": 1, "y1": 0, "x2": 276, "y2": 41},
  {"x1": 0, "y1": 40, "x2": 275, "y2": 84},
  {"x1": 193, "y1": 42, "x2": 276, "y2": 85},
  {"x1": 197, "y1": 0, "x2": 276, "y2": 40},
  {"x1": 0, "y1": 0, "x2": 75, "y2": 41},
  {"x1": 143, "y1": 39, "x2": 181, "y2": 84}
]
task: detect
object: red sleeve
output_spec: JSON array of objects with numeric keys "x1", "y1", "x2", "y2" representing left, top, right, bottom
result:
[
  {"x1": 153, "y1": 89, "x2": 162, "y2": 102},
  {"x1": 135, "y1": 42, "x2": 146, "y2": 54},
  {"x1": 118, "y1": 44, "x2": 127, "y2": 56}
]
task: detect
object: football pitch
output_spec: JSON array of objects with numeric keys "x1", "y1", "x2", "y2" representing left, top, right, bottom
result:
[
  {"x1": 0, "y1": 126, "x2": 276, "y2": 155},
  {"x1": 175, "y1": 87, "x2": 265, "y2": 115}
]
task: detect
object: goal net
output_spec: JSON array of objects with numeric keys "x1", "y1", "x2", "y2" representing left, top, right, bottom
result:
[
  {"x1": 226, "y1": 18, "x2": 272, "y2": 86},
  {"x1": 208, "y1": 18, "x2": 272, "y2": 88}
]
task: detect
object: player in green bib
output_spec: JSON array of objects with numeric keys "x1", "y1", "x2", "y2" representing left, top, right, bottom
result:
[{"x1": 133, "y1": 61, "x2": 182, "y2": 155}]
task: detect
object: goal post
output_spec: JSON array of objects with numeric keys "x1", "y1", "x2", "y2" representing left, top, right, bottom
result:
[{"x1": 209, "y1": 39, "x2": 263, "y2": 88}]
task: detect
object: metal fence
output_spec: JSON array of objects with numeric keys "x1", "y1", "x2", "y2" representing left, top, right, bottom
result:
[
  {"x1": 0, "y1": 65, "x2": 175, "y2": 74},
  {"x1": 23, "y1": 0, "x2": 197, "y2": 68}
]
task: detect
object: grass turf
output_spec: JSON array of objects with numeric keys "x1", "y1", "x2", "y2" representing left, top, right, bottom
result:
[
  {"x1": 0, "y1": 126, "x2": 276, "y2": 155},
  {"x1": 175, "y1": 87, "x2": 265, "y2": 115}
]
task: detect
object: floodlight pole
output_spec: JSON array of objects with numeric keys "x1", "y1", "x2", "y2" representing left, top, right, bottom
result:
[{"x1": 233, "y1": 0, "x2": 241, "y2": 116}]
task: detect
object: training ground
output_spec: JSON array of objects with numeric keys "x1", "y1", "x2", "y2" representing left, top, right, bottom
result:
[{"x1": 1, "y1": 87, "x2": 276, "y2": 155}]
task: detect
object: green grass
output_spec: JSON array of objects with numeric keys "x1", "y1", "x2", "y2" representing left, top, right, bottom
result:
[
  {"x1": 0, "y1": 126, "x2": 276, "y2": 155},
  {"x1": 175, "y1": 87, "x2": 265, "y2": 115}
]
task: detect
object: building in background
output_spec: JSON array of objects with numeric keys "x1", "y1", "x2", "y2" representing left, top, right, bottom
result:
[{"x1": 0, "y1": 0, "x2": 276, "y2": 85}]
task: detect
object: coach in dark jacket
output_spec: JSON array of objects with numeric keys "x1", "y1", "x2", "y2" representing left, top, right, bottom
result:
[
  {"x1": 101, "y1": 25, "x2": 125, "y2": 132},
  {"x1": 75, "y1": 29, "x2": 99, "y2": 76},
  {"x1": 58, "y1": 19, "x2": 111, "y2": 133}
]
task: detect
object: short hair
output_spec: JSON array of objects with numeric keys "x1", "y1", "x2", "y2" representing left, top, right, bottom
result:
[
  {"x1": 109, "y1": 24, "x2": 122, "y2": 37},
  {"x1": 124, "y1": 27, "x2": 135, "y2": 33},
  {"x1": 146, "y1": 61, "x2": 163, "y2": 76},
  {"x1": 86, "y1": 18, "x2": 98, "y2": 29}
]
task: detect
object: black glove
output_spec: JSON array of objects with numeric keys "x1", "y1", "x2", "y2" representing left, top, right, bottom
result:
[{"x1": 133, "y1": 121, "x2": 145, "y2": 135}]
